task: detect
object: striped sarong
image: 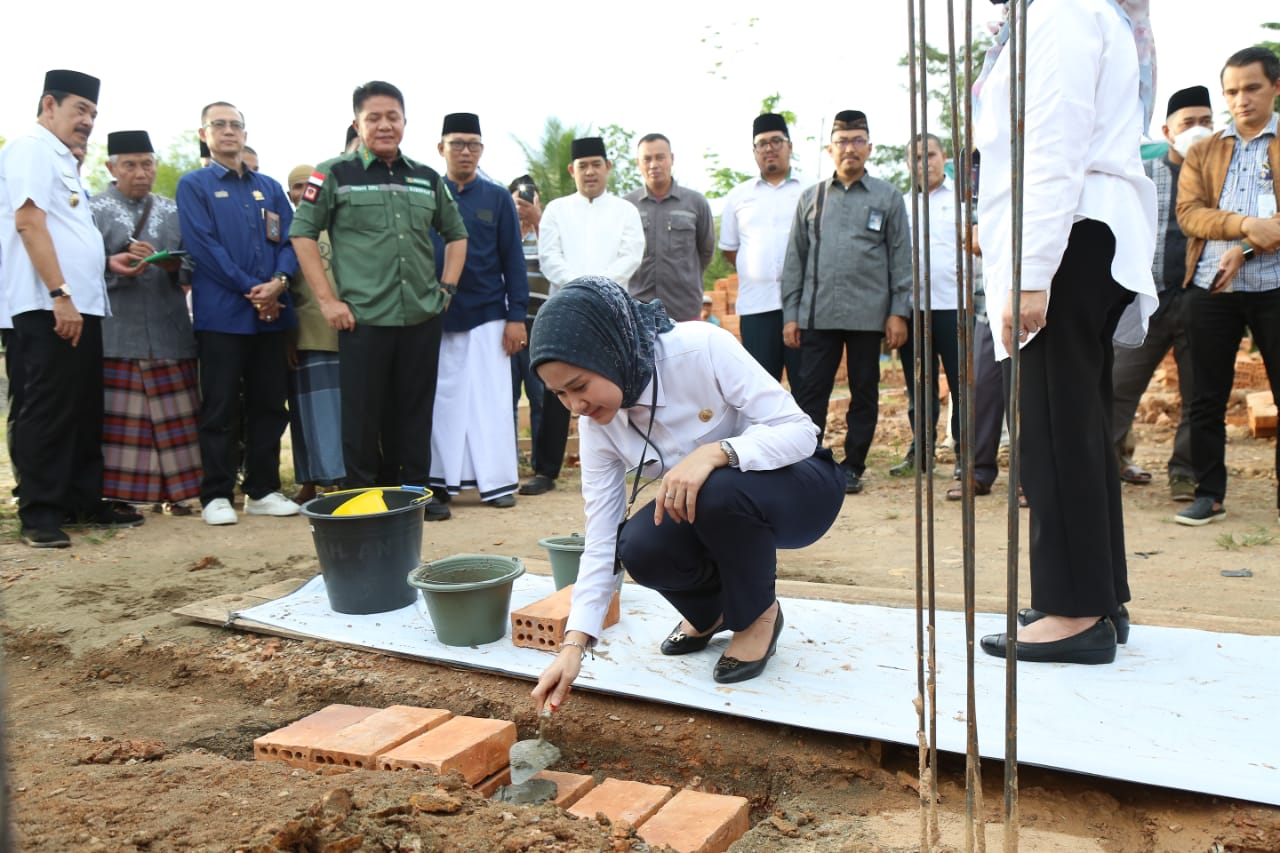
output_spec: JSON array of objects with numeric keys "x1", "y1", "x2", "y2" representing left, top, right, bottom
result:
[
  {"x1": 102, "y1": 358, "x2": 202, "y2": 503},
  {"x1": 288, "y1": 350, "x2": 344, "y2": 485}
]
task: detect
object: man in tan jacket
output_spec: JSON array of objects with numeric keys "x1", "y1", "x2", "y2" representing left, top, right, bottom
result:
[{"x1": 1175, "y1": 46, "x2": 1280, "y2": 526}]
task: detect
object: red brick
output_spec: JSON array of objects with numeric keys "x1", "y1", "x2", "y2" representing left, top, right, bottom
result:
[
  {"x1": 309, "y1": 705, "x2": 452, "y2": 770},
  {"x1": 475, "y1": 766, "x2": 511, "y2": 797},
  {"x1": 253, "y1": 704, "x2": 379, "y2": 769},
  {"x1": 1247, "y1": 391, "x2": 1277, "y2": 438},
  {"x1": 511, "y1": 585, "x2": 620, "y2": 651},
  {"x1": 531, "y1": 770, "x2": 596, "y2": 808},
  {"x1": 377, "y1": 716, "x2": 516, "y2": 784},
  {"x1": 567, "y1": 778, "x2": 673, "y2": 828},
  {"x1": 639, "y1": 790, "x2": 751, "y2": 853}
]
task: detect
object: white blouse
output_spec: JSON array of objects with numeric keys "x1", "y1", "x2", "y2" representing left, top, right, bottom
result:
[
  {"x1": 974, "y1": 0, "x2": 1156, "y2": 360},
  {"x1": 567, "y1": 321, "x2": 819, "y2": 640}
]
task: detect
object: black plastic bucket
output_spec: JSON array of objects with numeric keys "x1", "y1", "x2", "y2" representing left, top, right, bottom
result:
[{"x1": 300, "y1": 487, "x2": 429, "y2": 614}]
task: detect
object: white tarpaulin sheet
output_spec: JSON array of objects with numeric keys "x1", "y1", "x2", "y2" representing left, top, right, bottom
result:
[{"x1": 235, "y1": 574, "x2": 1279, "y2": 805}]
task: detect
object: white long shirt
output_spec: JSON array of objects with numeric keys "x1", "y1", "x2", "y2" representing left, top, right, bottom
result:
[
  {"x1": 904, "y1": 177, "x2": 960, "y2": 312},
  {"x1": 568, "y1": 321, "x2": 819, "y2": 640},
  {"x1": 717, "y1": 174, "x2": 804, "y2": 315},
  {"x1": 974, "y1": 0, "x2": 1156, "y2": 360},
  {"x1": 537, "y1": 192, "x2": 644, "y2": 293},
  {"x1": 0, "y1": 124, "x2": 109, "y2": 318}
]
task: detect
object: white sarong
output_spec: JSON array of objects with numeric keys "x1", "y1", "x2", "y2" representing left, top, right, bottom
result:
[{"x1": 429, "y1": 319, "x2": 519, "y2": 500}]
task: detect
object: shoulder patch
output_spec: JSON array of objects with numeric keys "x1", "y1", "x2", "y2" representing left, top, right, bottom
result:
[
  {"x1": 302, "y1": 184, "x2": 320, "y2": 203},
  {"x1": 309, "y1": 171, "x2": 326, "y2": 187}
]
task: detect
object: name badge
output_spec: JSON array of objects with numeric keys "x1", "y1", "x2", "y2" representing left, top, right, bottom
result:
[
  {"x1": 265, "y1": 210, "x2": 281, "y2": 242},
  {"x1": 215, "y1": 190, "x2": 229, "y2": 198},
  {"x1": 867, "y1": 208, "x2": 885, "y2": 232},
  {"x1": 252, "y1": 190, "x2": 265, "y2": 201}
]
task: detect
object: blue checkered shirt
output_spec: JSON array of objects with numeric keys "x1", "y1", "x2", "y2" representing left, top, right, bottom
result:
[{"x1": 1192, "y1": 114, "x2": 1279, "y2": 293}]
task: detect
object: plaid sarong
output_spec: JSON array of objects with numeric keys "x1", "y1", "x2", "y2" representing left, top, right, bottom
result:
[{"x1": 102, "y1": 358, "x2": 202, "y2": 502}]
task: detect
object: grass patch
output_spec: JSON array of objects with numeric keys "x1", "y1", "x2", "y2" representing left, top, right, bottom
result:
[{"x1": 1215, "y1": 528, "x2": 1277, "y2": 551}]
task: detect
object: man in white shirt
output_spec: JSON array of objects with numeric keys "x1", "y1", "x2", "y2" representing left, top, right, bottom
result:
[
  {"x1": 719, "y1": 113, "x2": 804, "y2": 386},
  {"x1": 892, "y1": 133, "x2": 962, "y2": 479},
  {"x1": 0, "y1": 69, "x2": 145, "y2": 548},
  {"x1": 520, "y1": 137, "x2": 643, "y2": 496}
]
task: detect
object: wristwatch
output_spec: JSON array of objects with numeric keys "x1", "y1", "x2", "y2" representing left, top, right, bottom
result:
[
  {"x1": 1240, "y1": 241, "x2": 1255, "y2": 261},
  {"x1": 441, "y1": 282, "x2": 458, "y2": 297},
  {"x1": 719, "y1": 440, "x2": 740, "y2": 469},
  {"x1": 274, "y1": 273, "x2": 290, "y2": 286},
  {"x1": 49, "y1": 284, "x2": 72, "y2": 299}
]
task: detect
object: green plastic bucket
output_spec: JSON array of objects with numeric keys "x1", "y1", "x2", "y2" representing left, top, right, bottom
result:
[
  {"x1": 537, "y1": 534, "x2": 586, "y2": 590},
  {"x1": 301, "y1": 487, "x2": 430, "y2": 614},
  {"x1": 408, "y1": 554, "x2": 525, "y2": 646}
]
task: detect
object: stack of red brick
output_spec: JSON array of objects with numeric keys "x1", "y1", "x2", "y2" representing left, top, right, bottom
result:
[{"x1": 255, "y1": 704, "x2": 750, "y2": 852}]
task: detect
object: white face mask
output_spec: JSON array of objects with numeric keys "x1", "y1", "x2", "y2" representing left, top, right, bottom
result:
[{"x1": 1171, "y1": 125, "x2": 1213, "y2": 157}]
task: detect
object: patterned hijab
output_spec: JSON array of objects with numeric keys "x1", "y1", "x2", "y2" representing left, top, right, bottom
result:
[
  {"x1": 974, "y1": 0, "x2": 1155, "y2": 134},
  {"x1": 529, "y1": 276, "x2": 675, "y2": 409}
]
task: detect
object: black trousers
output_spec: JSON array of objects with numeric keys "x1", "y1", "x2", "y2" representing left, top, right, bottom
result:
[
  {"x1": 338, "y1": 318, "x2": 442, "y2": 488},
  {"x1": 1111, "y1": 286, "x2": 1195, "y2": 479},
  {"x1": 12, "y1": 311, "x2": 104, "y2": 529},
  {"x1": 794, "y1": 329, "x2": 884, "y2": 475},
  {"x1": 196, "y1": 330, "x2": 289, "y2": 504},
  {"x1": 533, "y1": 384, "x2": 571, "y2": 480},
  {"x1": 740, "y1": 309, "x2": 803, "y2": 390},
  {"x1": 1014, "y1": 220, "x2": 1133, "y2": 616},
  {"x1": 902, "y1": 308, "x2": 961, "y2": 457},
  {"x1": 618, "y1": 449, "x2": 845, "y2": 632},
  {"x1": 972, "y1": 316, "x2": 1008, "y2": 487},
  {"x1": 1185, "y1": 285, "x2": 1280, "y2": 507},
  {"x1": 2, "y1": 328, "x2": 26, "y2": 497}
]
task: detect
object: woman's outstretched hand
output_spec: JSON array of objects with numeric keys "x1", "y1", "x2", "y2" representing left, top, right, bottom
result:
[{"x1": 531, "y1": 633, "x2": 587, "y2": 713}]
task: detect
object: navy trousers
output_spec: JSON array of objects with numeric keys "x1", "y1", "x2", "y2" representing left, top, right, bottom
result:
[{"x1": 617, "y1": 448, "x2": 845, "y2": 632}]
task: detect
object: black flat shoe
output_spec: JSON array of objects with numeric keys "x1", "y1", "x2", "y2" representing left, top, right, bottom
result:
[
  {"x1": 1018, "y1": 605, "x2": 1130, "y2": 644},
  {"x1": 713, "y1": 606, "x2": 784, "y2": 683},
  {"x1": 660, "y1": 620, "x2": 725, "y2": 655},
  {"x1": 981, "y1": 617, "x2": 1117, "y2": 665}
]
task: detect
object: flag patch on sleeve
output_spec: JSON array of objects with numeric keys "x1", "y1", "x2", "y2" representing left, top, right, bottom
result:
[{"x1": 302, "y1": 172, "x2": 324, "y2": 204}]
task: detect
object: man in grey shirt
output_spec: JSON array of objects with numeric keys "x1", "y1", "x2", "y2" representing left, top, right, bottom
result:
[
  {"x1": 624, "y1": 133, "x2": 715, "y2": 321},
  {"x1": 782, "y1": 110, "x2": 911, "y2": 494}
]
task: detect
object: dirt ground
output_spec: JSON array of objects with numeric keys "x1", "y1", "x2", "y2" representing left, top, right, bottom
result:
[{"x1": 1, "y1": 375, "x2": 1278, "y2": 852}]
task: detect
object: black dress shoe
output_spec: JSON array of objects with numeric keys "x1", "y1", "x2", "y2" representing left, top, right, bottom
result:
[
  {"x1": 980, "y1": 617, "x2": 1117, "y2": 665},
  {"x1": 842, "y1": 467, "x2": 863, "y2": 495},
  {"x1": 1018, "y1": 604, "x2": 1130, "y2": 644},
  {"x1": 713, "y1": 606, "x2": 784, "y2": 683},
  {"x1": 518, "y1": 474, "x2": 555, "y2": 496},
  {"x1": 424, "y1": 500, "x2": 452, "y2": 522},
  {"x1": 659, "y1": 620, "x2": 725, "y2": 655}
]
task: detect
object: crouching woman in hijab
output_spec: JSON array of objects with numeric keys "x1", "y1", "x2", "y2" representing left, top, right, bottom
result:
[{"x1": 528, "y1": 277, "x2": 845, "y2": 711}]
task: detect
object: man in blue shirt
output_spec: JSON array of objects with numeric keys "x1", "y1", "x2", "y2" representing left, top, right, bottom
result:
[
  {"x1": 429, "y1": 113, "x2": 530, "y2": 509},
  {"x1": 177, "y1": 101, "x2": 300, "y2": 526}
]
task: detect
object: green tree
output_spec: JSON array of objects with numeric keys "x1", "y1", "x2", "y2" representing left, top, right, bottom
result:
[
  {"x1": 601, "y1": 123, "x2": 640, "y2": 196},
  {"x1": 514, "y1": 117, "x2": 586, "y2": 205},
  {"x1": 153, "y1": 131, "x2": 202, "y2": 198},
  {"x1": 870, "y1": 35, "x2": 991, "y2": 193}
]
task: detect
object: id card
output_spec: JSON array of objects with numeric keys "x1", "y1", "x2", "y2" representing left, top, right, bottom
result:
[
  {"x1": 1259, "y1": 191, "x2": 1277, "y2": 220},
  {"x1": 867, "y1": 208, "x2": 885, "y2": 232},
  {"x1": 265, "y1": 210, "x2": 281, "y2": 242}
]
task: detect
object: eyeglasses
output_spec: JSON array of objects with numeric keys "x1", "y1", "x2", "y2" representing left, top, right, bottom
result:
[
  {"x1": 832, "y1": 137, "x2": 870, "y2": 150},
  {"x1": 205, "y1": 119, "x2": 245, "y2": 131},
  {"x1": 445, "y1": 140, "x2": 484, "y2": 152},
  {"x1": 753, "y1": 136, "x2": 789, "y2": 151}
]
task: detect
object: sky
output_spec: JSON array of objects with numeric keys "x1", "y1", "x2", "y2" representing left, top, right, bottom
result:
[{"x1": 2, "y1": 1, "x2": 1277, "y2": 196}]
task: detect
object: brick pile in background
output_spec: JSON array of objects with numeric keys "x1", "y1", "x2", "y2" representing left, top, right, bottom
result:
[{"x1": 256, "y1": 704, "x2": 751, "y2": 852}]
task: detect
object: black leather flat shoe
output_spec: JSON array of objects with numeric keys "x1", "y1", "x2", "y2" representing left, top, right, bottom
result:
[
  {"x1": 713, "y1": 607, "x2": 784, "y2": 684},
  {"x1": 981, "y1": 617, "x2": 1117, "y2": 665},
  {"x1": 660, "y1": 620, "x2": 725, "y2": 656},
  {"x1": 1018, "y1": 604, "x2": 1130, "y2": 644}
]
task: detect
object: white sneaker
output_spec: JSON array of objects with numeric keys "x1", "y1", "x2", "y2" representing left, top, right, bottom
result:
[
  {"x1": 245, "y1": 491, "x2": 301, "y2": 517},
  {"x1": 202, "y1": 498, "x2": 238, "y2": 526}
]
